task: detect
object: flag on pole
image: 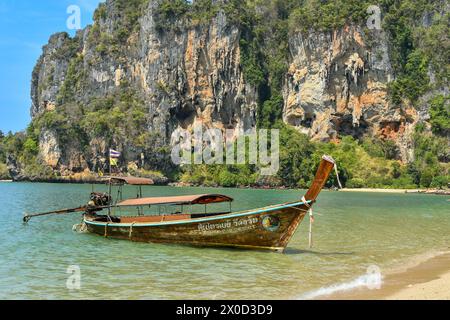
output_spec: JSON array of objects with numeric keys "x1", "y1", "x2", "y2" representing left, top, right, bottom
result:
[
  {"x1": 109, "y1": 149, "x2": 121, "y2": 167},
  {"x1": 110, "y1": 158, "x2": 118, "y2": 167},
  {"x1": 109, "y1": 149, "x2": 121, "y2": 159}
]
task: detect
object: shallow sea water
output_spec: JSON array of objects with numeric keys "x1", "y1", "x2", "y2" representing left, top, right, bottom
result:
[{"x1": 0, "y1": 182, "x2": 448, "y2": 299}]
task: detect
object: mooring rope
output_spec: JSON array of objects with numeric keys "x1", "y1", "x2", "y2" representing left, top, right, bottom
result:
[
  {"x1": 334, "y1": 163, "x2": 343, "y2": 189},
  {"x1": 104, "y1": 223, "x2": 109, "y2": 237},
  {"x1": 295, "y1": 161, "x2": 342, "y2": 249},
  {"x1": 129, "y1": 222, "x2": 136, "y2": 239},
  {"x1": 302, "y1": 196, "x2": 314, "y2": 248}
]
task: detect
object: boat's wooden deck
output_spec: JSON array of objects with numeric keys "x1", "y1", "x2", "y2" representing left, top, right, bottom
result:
[
  {"x1": 119, "y1": 215, "x2": 191, "y2": 223},
  {"x1": 89, "y1": 211, "x2": 233, "y2": 224}
]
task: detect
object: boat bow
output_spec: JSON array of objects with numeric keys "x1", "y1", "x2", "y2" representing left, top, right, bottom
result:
[
  {"x1": 304, "y1": 155, "x2": 336, "y2": 202},
  {"x1": 82, "y1": 155, "x2": 337, "y2": 252}
]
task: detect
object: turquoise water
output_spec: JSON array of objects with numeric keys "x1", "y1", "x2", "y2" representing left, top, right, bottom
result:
[{"x1": 0, "y1": 182, "x2": 448, "y2": 299}]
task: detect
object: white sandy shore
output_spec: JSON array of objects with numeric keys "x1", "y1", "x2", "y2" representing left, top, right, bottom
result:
[
  {"x1": 321, "y1": 251, "x2": 450, "y2": 300},
  {"x1": 340, "y1": 188, "x2": 450, "y2": 195},
  {"x1": 387, "y1": 271, "x2": 450, "y2": 300},
  {"x1": 340, "y1": 188, "x2": 410, "y2": 193}
]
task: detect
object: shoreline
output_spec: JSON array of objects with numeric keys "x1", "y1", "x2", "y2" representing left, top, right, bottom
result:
[
  {"x1": 2, "y1": 179, "x2": 449, "y2": 195},
  {"x1": 318, "y1": 251, "x2": 450, "y2": 300},
  {"x1": 340, "y1": 188, "x2": 450, "y2": 195}
]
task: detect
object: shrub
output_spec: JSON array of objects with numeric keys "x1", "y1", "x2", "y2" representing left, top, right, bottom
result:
[
  {"x1": 56, "y1": 55, "x2": 86, "y2": 104},
  {"x1": 289, "y1": 0, "x2": 371, "y2": 33},
  {"x1": 239, "y1": 38, "x2": 265, "y2": 88},
  {"x1": 409, "y1": 127, "x2": 448, "y2": 188},
  {"x1": 429, "y1": 95, "x2": 450, "y2": 136},
  {"x1": 430, "y1": 175, "x2": 449, "y2": 189},
  {"x1": 276, "y1": 122, "x2": 317, "y2": 187},
  {"x1": 0, "y1": 163, "x2": 10, "y2": 180},
  {"x1": 94, "y1": 3, "x2": 107, "y2": 22},
  {"x1": 23, "y1": 138, "x2": 39, "y2": 157},
  {"x1": 35, "y1": 111, "x2": 67, "y2": 131},
  {"x1": 389, "y1": 50, "x2": 430, "y2": 105},
  {"x1": 22, "y1": 161, "x2": 55, "y2": 180},
  {"x1": 346, "y1": 178, "x2": 365, "y2": 188},
  {"x1": 259, "y1": 95, "x2": 284, "y2": 128},
  {"x1": 190, "y1": 0, "x2": 219, "y2": 26},
  {"x1": 217, "y1": 169, "x2": 239, "y2": 187},
  {"x1": 154, "y1": 0, "x2": 190, "y2": 31}
]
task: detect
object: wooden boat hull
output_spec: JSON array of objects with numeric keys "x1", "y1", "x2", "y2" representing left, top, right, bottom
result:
[
  {"x1": 84, "y1": 201, "x2": 311, "y2": 252},
  {"x1": 83, "y1": 155, "x2": 336, "y2": 252}
]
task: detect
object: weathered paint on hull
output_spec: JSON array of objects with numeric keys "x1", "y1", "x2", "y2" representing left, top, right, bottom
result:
[
  {"x1": 84, "y1": 203, "x2": 310, "y2": 252},
  {"x1": 83, "y1": 155, "x2": 337, "y2": 252}
]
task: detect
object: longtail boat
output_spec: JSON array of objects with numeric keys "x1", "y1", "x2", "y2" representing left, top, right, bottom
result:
[{"x1": 24, "y1": 155, "x2": 336, "y2": 252}]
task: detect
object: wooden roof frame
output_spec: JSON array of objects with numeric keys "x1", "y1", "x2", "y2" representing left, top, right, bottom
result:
[
  {"x1": 117, "y1": 194, "x2": 234, "y2": 207},
  {"x1": 105, "y1": 176, "x2": 154, "y2": 186}
]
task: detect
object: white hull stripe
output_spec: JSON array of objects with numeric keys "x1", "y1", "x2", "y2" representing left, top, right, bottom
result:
[{"x1": 84, "y1": 200, "x2": 312, "y2": 228}]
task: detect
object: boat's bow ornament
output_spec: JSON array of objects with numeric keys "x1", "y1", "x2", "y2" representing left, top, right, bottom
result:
[
  {"x1": 300, "y1": 155, "x2": 336, "y2": 248},
  {"x1": 304, "y1": 155, "x2": 336, "y2": 202}
]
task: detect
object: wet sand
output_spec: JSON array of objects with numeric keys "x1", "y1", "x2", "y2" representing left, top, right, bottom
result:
[{"x1": 321, "y1": 252, "x2": 450, "y2": 300}]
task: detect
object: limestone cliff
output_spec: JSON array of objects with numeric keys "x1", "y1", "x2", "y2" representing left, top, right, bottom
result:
[
  {"x1": 22, "y1": 0, "x2": 447, "y2": 181},
  {"x1": 283, "y1": 25, "x2": 417, "y2": 162},
  {"x1": 30, "y1": 0, "x2": 257, "y2": 179}
]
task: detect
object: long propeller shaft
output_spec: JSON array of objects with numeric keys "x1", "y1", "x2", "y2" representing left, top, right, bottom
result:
[{"x1": 23, "y1": 206, "x2": 88, "y2": 223}]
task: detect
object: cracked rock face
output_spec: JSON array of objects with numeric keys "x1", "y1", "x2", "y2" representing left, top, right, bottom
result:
[
  {"x1": 137, "y1": 7, "x2": 258, "y2": 142},
  {"x1": 283, "y1": 26, "x2": 418, "y2": 161},
  {"x1": 38, "y1": 129, "x2": 61, "y2": 168},
  {"x1": 30, "y1": 0, "x2": 258, "y2": 175},
  {"x1": 31, "y1": 32, "x2": 77, "y2": 118},
  {"x1": 30, "y1": 2, "x2": 430, "y2": 176}
]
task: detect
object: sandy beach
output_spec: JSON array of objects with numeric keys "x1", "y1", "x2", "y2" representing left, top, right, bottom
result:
[
  {"x1": 323, "y1": 251, "x2": 450, "y2": 300},
  {"x1": 387, "y1": 271, "x2": 450, "y2": 300},
  {"x1": 340, "y1": 188, "x2": 450, "y2": 195},
  {"x1": 340, "y1": 188, "x2": 411, "y2": 193}
]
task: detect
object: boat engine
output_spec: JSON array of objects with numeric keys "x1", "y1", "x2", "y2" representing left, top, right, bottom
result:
[{"x1": 89, "y1": 192, "x2": 112, "y2": 207}]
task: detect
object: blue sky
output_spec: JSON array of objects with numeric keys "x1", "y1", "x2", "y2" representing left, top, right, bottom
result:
[{"x1": 0, "y1": 0, "x2": 104, "y2": 133}]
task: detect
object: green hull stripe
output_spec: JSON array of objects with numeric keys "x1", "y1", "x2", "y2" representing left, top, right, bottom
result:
[{"x1": 84, "y1": 200, "x2": 311, "y2": 228}]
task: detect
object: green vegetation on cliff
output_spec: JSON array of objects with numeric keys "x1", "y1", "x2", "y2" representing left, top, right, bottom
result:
[
  {"x1": 89, "y1": 0, "x2": 150, "y2": 59},
  {"x1": 382, "y1": 0, "x2": 449, "y2": 104},
  {"x1": 0, "y1": 130, "x2": 9, "y2": 179},
  {"x1": 0, "y1": 128, "x2": 55, "y2": 181},
  {"x1": 408, "y1": 124, "x2": 449, "y2": 188},
  {"x1": 179, "y1": 122, "x2": 438, "y2": 189},
  {"x1": 173, "y1": 0, "x2": 448, "y2": 189},
  {"x1": 6, "y1": 0, "x2": 448, "y2": 188},
  {"x1": 429, "y1": 95, "x2": 450, "y2": 136},
  {"x1": 0, "y1": 163, "x2": 8, "y2": 180}
]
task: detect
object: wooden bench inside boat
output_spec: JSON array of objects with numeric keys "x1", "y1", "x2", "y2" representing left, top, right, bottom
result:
[
  {"x1": 119, "y1": 215, "x2": 191, "y2": 223},
  {"x1": 118, "y1": 211, "x2": 233, "y2": 223},
  {"x1": 88, "y1": 194, "x2": 235, "y2": 224},
  {"x1": 90, "y1": 211, "x2": 233, "y2": 224}
]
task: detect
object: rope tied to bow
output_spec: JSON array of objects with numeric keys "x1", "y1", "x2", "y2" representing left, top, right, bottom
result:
[
  {"x1": 302, "y1": 196, "x2": 314, "y2": 248},
  {"x1": 334, "y1": 163, "x2": 343, "y2": 189}
]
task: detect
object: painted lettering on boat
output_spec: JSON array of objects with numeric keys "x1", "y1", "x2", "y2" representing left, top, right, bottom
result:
[{"x1": 198, "y1": 217, "x2": 259, "y2": 232}]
